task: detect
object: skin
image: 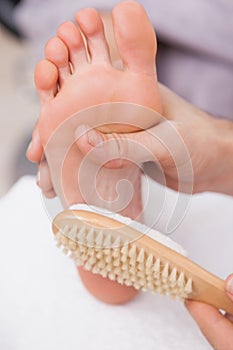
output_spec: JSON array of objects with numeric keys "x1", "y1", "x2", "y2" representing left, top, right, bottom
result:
[
  {"x1": 76, "y1": 83, "x2": 233, "y2": 196},
  {"x1": 185, "y1": 275, "x2": 233, "y2": 350},
  {"x1": 26, "y1": 1, "x2": 233, "y2": 346},
  {"x1": 27, "y1": 1, "x2": 163, "y2": 304}
]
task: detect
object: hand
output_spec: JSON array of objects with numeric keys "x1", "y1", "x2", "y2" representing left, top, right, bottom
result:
[
  {"x1": 185, "y1": 274, "x2": 233, "y2": 350},
  {"x1": 75, "y1": 84, "x2": 233, "y2": 196}
]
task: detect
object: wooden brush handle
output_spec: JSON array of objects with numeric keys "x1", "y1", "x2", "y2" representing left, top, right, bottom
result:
[
  {"x1": 140, "y1": 234, "x2": 233, "y2": 315},
  {"x1": 184, "y1": 260, "x2": 233, "y2": 314}
]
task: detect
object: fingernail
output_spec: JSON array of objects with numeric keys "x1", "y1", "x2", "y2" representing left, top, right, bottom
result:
[
  {"x1": 226, "y1": 276, "x2": 233, "y2": 295},
  {"x1": 75, "y1": 125, "x2": 89, "y2": 140},
  {"x1": 225, "y1": 313, "x2": 233, "y2": 323},
  {"x1": 87, "y1": 129, "x2": 104, "y2": 148}
]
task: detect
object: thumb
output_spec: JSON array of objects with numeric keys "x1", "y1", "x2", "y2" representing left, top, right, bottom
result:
[
  {"x1": 75, "y1": 122, "x2": 175, "y2": 168},
  {"x1": 185, "y1": 299, "x2": 233, "y2": 350},
  {"x1": 185, "y1": 273, "x2": 233, "y2": 350}
]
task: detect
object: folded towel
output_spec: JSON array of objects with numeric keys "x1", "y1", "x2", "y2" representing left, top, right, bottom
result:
[{"x1": 1, "y1": 176, "x2": 232, "y2": 349}]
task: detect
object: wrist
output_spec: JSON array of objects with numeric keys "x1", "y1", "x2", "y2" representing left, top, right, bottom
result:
[{"x1": 207, "y1": 117, "x2": 233, "y2": 196}]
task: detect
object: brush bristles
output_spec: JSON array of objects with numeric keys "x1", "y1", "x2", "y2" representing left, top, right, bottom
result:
[{"x1": 54, "y1": 222, "x2": 192, "y2": 300}]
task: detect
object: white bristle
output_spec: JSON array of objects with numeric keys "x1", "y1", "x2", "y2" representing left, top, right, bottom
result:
[
  {"x1": 92, "y1": 265, "x2": 100, "y2": 274},
  {"x1": 137, "y1": 263, "x2": 145, "y2": 272},
  {"x1": 162, "y1": 263, "x2": 169, "y2": 281},
  {"x1": 96, "y1": 250, "x2": 103, "y2": 259},
  {"x1": 106, "y1": 263, "x2": 113, "y2": 272},
  {"x1": 95, "y1": 230, "x2": 104, "y2": 246},
  {"x1": 121, "y1": 244, "x2": 129, "y2": 262},
  {"x1": 146, "y1": 254, "x2": 154, "y2": 270},
  {"x1": 122, "y1": 271, "x2": 130, "y2": 280},
  {"x1": 75, "y1": 258, "x2": 84, "y2": 266},
  {"x1": 177, "y1": 273, "x2": 185, "y2": 289},
  {"x1": 68, "y1": 240, "x2": 77, "y2": 251},
  {"x1": 129, "y1": 245, "x2": 137, "y2": 265},
  {"x1": 86, "y1": 227, "x2": 95, "y2": 246},
  {"x1": 124, "y1": 280, "x2": 133, "y2": 287},
  {"x1": 67, "y1": 225, "x2": 78, "y2": 241},
  {"x1": 137, "y1": 271, "x2": 145, "y2": 279},
  {"x1": 89, "y1": 255, "x2": 97, "y2": 265},
  {"x1": 103, "y1": 233, "x2": 112, "y2": 247},
  {"x1": 97, "y1": 259, "x2": 106, "y2": 270},
  {"x1": 77, "y1": 225, "x2": 86, "y2": 243},
  {"x1": 137, "y1": 248, "x2": 145, "y2": 264},
  {"x1": 60, "y1": 231, "x2": 69, "y2": 246},
  {"x1": 185, "y1": 278, "x2": 193, "y2": 294},
  {"x1": 108, "y1": 272, "x2": 116, "y2": 281},
  {"x1": 105, "y1": 253, "x2": 113, "y2": 264},
  {"x1": 169, "y1": 268, "x2": 177, "y2": 284},
  {"x1": 54, "y1": 215, "x2": 193, "y2": 301},
  {"x1": 113, "y1": 256, "x2": 121, "y2": 267},
  {"x1": 112, "y1": 247, "x2": 120, "y2": 259},
  {"x1": 113, "y1": 236, "x2": 121, "y2": 247},
  {"x1": 134, "y1": 283, "x2": 141, "y2": 290},
  {"x1": 99, "y1": 269, "x2": 107, "y2": 278},
  {"x1": 153, "y1": 258, "x2": 161, "y2": 277},
  {"x1": 61, "y1": 224, "x2": 69, "y2": 235},
  {"x1": 84, "y1": 261, "x2": 93, "y2": 271},
  {"x1": 113, "y1": 267, "x2": 122, "y2": 276},
  {"x1": 121, "y1": 262, "x2": 129, "y2": 271}
]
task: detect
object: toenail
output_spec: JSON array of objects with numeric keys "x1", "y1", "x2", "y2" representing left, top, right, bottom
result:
[
  {"x1": 37, "y1": 171, "x2": 41, "y2": 187},
  {"x1": 226, "y1": 276, "x2": 233, "y2": 295},
  {"x1": 87, "y1": 128, "x2": 104, "y2": 148},
  {"x1": 26, "y1": 141, "x2": 32, "y2": 153}
]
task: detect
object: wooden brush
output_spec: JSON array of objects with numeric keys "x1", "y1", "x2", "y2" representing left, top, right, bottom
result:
[{"x1": 52, "y1": 205, "x2": 233, "y2": 314}]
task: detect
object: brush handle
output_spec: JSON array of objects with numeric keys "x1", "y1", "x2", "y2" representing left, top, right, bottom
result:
[
  {"x1": 182, "y1": 258, "x2": 233, "y2": 314},
  {"x1": 141, "y1": 235, "x2": 233, "y2": 314}
]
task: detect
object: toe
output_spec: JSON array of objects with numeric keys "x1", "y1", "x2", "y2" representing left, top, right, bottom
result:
[
  {"x1": 26, "y1": 121, "x2": 44, "y2": 163},
  {"x1": 112, "y1": 1, "x2": 157, "y2": 75},
  {"x1": 57, "y1": 21, "x2": 88, "y2": 71},
  {"x1": 38, "y1": 159, "x2": 56, "y2": 197},
  {"x1": 34, "y1": 59, "x2": 58, "y2": 103},
  {"x1": 75, "y1": 8, "x2": 110, "y2": 64},
  {"x1": 45, "y1": 37, "x2": 71, "y2": 86}
]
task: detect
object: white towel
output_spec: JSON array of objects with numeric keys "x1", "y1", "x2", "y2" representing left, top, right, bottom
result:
[{"x1": 2, "y1": 176, "x2": 233, "y2": 349}]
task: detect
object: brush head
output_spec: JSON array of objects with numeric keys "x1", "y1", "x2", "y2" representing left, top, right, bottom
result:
[{"x1": 52, "y1": 204, "x2": 192, "y2": 300}]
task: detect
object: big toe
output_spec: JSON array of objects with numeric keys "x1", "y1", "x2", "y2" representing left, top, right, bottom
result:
[{"x1": 113, "y1": 1, "x2": 157, "y2": 75}]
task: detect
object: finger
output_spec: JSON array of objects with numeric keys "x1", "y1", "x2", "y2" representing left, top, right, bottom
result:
[
  {"x1": 74, "y1": 122, "x2": 175, "y2": 168},
  {"x1": 185, "y1": 300, "x2": 233, "y2": 350},
  {"x1": 26, "y1": 121, "x2": 44, "y2": 163}
]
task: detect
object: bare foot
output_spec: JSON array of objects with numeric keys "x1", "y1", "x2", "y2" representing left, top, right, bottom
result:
[{"x1": 32, "y1": 1, "x2": 163, "y2": 304}]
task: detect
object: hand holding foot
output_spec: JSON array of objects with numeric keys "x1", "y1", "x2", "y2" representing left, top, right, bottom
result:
[{"x1": 76, "y1": 85, "x2": 233, "y2": 196}]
